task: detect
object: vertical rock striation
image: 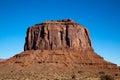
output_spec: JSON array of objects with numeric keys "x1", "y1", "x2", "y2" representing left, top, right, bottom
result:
[
  {"x1": 24, "y1": 19, "x2": 93, "y2": 50},
  {"x1": 1, "y1": 19, "x2": 119, "y2": 75}
]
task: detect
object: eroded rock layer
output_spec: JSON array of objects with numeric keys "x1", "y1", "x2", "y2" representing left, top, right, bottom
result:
[
  {"x1": 22, "y1": 19, "x2": 119, "y2": 72},
  {"x1": 24, "y1": 19, "x2": 92, "y2": 50},
  {"x1": 0, "y1": 19, "x2": 119, "y2": 80}
]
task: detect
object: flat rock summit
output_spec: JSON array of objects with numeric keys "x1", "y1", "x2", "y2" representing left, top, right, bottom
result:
[{"x1": 0, "y1": 19, "x2": 120, "y2": 80}]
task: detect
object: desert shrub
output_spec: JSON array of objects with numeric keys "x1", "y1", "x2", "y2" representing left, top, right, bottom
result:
[
  {"x1": 10, "y1": 70, "x2": 13, "y2": 73},
  {"x1": 78, "y1": 71, "x2": 83, "y2": 74},
  {"x1": 71, "y1": 72, "x2": 76, "y2": 79},
  {"x1": 115, "y1": 73, "x2": 119, "y2": 76},
  {"x1": 71, "y1": 74, "x2": 75, "y2": 79},
  {"x1": 99, "y1": 71, "x2": 105, "y2": 75},
  {"x1": 100, "y1": 74, "x2": 114, "y2": 80}
]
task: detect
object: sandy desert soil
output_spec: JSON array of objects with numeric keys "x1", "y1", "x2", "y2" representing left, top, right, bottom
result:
[{"x1": 0, "y1": 70, "x2": 120, "y2": 80}]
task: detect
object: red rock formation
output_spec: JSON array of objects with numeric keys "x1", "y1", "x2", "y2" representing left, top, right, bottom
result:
[
  {"x1": 0, "y1": 19, "x2": 119, "y2": 74},
  {"x1": 24, "y1": 19, "x2": 92, "y2": 50},
  {"x1": 3, "y1": 49, "x2": 118, "y2": 73}
]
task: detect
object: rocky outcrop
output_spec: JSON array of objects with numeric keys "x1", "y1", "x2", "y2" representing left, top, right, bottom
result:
[
  {"x1": 21, "y1": 19, "x2": 119, "y2": 71},
  {"x1": 0, "y1": 19, "x2": 119, "y2": 80},
  {"x1": 2, "y1": 49, "x2": 118, "y2": 79},
  {"x1": 24, "y1": 19, "x2": 92, "y2": 50}
]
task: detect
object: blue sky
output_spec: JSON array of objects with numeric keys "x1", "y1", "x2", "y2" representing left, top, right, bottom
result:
[{"x1": 0, "y1": 0, "x2": 120, "y2": 66}]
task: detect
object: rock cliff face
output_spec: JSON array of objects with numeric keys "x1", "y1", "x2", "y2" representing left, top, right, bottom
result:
[
  {"x1": 24, "y1": 19, "x2": 92, "y2": 50},
  {"x1": 0, "y1": 19, "x2": 119, "y2": 79},
  {"x1": 20, "y1": 19, "x2": 119, "y2": 71}
]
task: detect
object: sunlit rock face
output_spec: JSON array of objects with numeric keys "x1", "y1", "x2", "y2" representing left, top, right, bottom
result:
[
  {"x1": 24, "y1": 19, "x2": 92, "y2": 50},
  {"x1": 0, "y1": 19, "x2": 119, "y2": 75}
]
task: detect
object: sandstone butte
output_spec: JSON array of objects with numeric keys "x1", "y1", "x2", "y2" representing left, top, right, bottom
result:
[{"x1": 0, "y1": 19, "x2": 120, "y2": 79}]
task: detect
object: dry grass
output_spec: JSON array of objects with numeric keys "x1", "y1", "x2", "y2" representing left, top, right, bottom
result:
[{"x1": 0, "y1": 71, "x2": 120, "y2": 80}]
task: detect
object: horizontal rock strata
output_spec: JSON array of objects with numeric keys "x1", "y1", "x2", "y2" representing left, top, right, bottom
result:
[{"x1": 0, "y1": 19, "x2": 119, "y2": 79}]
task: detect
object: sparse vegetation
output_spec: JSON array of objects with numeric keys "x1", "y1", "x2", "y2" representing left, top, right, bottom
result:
[
  {"x1": 0, "y1": 71, "x2": 120, "y2": 80},
  {"x1": 100, "y1": 74, "x2": 114, "y2": 80},
  {"x1": 71, "y1": 74, "x2": 76, "y2": 79},
  {"x1": 99, "y1": 71, "x2": 105, "y2": 75},
  {"x1": 115, "y1": 73, "x2": 119, "y2": 76},
  {"x1": 78, "y1": 70, "x2": 83, "y2": 74}
]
